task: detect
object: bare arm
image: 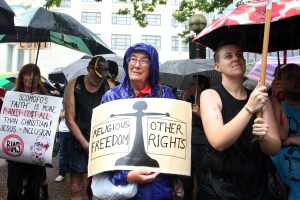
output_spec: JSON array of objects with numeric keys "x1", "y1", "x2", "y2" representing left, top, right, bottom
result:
[
  {"x1": 200, "y1": 89, "x2": 253, "y2": 151},
  {"x1": 65, "y1": 79, "x2": 89, "y2": 153},
  {"x1": 282, "y1": 136, "x2": 300, "y2": 147},
  {"x1": 59, "y1": 110, "x2": 65, "y2": 118},
  {"x1": 201, "y1": 85, "x2": 276, "y2": 152}
]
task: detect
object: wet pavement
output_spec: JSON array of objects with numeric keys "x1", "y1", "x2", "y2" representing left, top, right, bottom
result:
[{"x1": 0, "y1": 156, "x2": 88, "y2": 200}]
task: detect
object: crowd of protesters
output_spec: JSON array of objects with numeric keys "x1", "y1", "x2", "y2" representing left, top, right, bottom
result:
[{"x1": 0, "y1": 41, "x2": 299, "y2": 200}]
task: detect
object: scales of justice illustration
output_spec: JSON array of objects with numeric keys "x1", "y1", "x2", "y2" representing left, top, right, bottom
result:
[{"x1": 110, "y1": 101, "x2": 170, "y2": 168}]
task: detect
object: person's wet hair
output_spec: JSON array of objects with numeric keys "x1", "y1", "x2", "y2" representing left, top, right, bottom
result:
[
  {"x1": 273, "y1": 63, "x2": 299, "y2": 77},
  {"x1": 193, "y1": 75, "x2": 210, "y2": 89},
  {"x1": 213, "y1": 41, "x2": 242, "y2": 63},
  {"x1": 280, "y1": 63, "x2": 299, "y2": 71},
  {"x1": 15, "y1": 63, "x2": 48, "y2": 94}
]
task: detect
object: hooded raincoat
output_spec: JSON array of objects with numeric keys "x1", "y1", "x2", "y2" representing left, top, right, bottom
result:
[{"x1": 100, "y1": 43, "x2": 175, "y2": 200}]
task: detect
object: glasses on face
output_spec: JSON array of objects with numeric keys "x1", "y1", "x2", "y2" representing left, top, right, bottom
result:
[{"x1": 128, "y1": 57, "x2": 150, "y2": 67}]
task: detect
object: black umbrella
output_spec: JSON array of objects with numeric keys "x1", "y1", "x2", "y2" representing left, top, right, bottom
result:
[
  {"x1": 0, "y1": 5, "x2": 113, "y2": 55},
  {"x1": 159, "y1": 58, "x2": 221, "y2": 90},
  {"x1": 0, "y1": 0, "x2": 15, "y2": 35}
]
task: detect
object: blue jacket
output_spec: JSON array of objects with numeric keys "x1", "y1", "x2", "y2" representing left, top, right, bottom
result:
[{"x1": 101, "y1": 43, "x2": 175, "y2": 200}]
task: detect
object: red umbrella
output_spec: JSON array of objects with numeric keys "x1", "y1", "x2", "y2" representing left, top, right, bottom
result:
[
  {"x1": 193, "y1": 0, "x2": 300, "y2": 53},
  {"x1": 194, "y1": 0, "x2": 300, "y2": 137}
]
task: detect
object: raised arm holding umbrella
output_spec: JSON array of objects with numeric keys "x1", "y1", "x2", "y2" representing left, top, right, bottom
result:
[
  {"x1": 193, "y1": 0, "x2": 300, "y2": 139},
  {"x1": 198, "y1": 41, "x2": 281, "y2": 199},
  {"x1": 193, "y1": 0, "x2": 286, "y2": 199}
]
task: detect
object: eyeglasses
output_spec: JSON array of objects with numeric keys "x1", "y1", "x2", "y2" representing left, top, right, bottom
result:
[{"x1": 128, "y1": 57, "x2": 150, "y2": 67}]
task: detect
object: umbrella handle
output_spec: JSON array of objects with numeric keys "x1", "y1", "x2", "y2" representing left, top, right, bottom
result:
[
  {"x1": 253, "y1": 0, "x2": 272, "y2": 142},
  {"x1": 256, "y1": 111, "x2": 263, "y2": 118},
  {"x1": 257, "y1": 0, "x2": 272, "y2": 118},
  {"x1": 259, "y1": 4, "x2": 272, "y2": 88},
  {"x1": 194, "y1": 75, "x2": 198, "y2": 104}
]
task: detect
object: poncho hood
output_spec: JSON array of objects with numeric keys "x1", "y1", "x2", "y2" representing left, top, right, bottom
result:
[{"x1": 122, "y1": 43, "x2": 159, "y2": 89}]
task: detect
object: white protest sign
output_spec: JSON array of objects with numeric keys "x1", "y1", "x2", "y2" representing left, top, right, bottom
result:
[
  {"x1": 0, "y1": 91, "x2": 62, "y2": 166},
  {"x1": 88, "y1": 98, "x2": 192, "y2": 177}
]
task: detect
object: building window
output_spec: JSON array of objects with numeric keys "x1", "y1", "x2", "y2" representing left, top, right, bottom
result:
[
  {"x1": 206, "y1": 48, "x2": 214, "y2": 59},
  {"x1": 81, "y1": 12, "x2": 101, "y2": 24},
  {"x1": 181, "y1": 38, "x2": 189, "y2": 52},
  {"x1": 111, "y1": 34, "x2": 131, "y2": 50},
  {"x1": 60, "y1": 0, "x2": 71, "y2": 7},
  {"x1": 112, "y1": 13, "x2": 131, "y2": 25},
  {"x1": 141, "y1": 35, "x2": 161, "y2": 50},
  {"x1": 181, "y1": 20, "x2": 189, "y2": 27},
  {"x1": 171, "y1": 0, "x2": 181, "y2": 6},
  {"x1": 248, "y1": 58, "x2": 255, "y2": 64},
  {"x1": 172, "y1": 36, "x2": 188, "y2": 52},
  {"x1": 145, "y1": 14, "x2": 161, "y2": 26},
  {"x1": 112, "y1": 0, "x2": 131, "y2": 3},
  {"x1": 171, "y1": 17, "x2": 188, "y2": 27},
  {"x1": 171, "y1": 18, "x2": 179, "y2": 27},
  {"x1": 171, "y1": 36, "x2": 179, "y2": 51}
]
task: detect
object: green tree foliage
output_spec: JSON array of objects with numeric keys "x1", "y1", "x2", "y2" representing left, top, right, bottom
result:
[
  {"x1": 174, "y1": 0, "x2": 250, "y2": 40},
  {"x1": 44, "y1": 0, "x2": 62, "y2": 9},
  {"x1": 45, "y1": 0, "x2": 249, "y2": 36}
]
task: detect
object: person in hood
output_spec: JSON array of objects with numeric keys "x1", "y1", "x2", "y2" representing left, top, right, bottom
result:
[{"x1": 92, "y1": 43, "x2": 176, "y2": 200}]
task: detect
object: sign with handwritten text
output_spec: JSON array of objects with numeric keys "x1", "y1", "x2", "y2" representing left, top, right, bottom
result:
[
  {"x1": 88, "y1": 98, "x2": 192, "y2": 177},
  {"x1": 0, "y1": 91, "x2": 62, "y2": 166}
]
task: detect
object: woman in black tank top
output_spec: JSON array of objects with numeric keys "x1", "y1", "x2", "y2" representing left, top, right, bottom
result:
[{"x1": 198, "y1": 43, "x2": 281, "y2": 199}]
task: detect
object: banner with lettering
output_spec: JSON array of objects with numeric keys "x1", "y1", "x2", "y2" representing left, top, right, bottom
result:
[
  {"x1": 0, "y1": 91, "x2": 62, "y2": 166},
  {"x1": 88, "y1": 98, "x2": 192, "y2": 177}
]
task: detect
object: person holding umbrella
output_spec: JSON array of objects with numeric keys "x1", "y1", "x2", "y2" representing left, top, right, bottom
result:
[
  {"x1": 271, "y1": 63, "x2": 300, "y2": 200},
  {"x1": 199, "y1": 42, "x2": 281, "y2": 199}
]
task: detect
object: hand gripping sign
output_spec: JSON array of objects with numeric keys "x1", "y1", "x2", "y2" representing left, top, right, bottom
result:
[{"x1": 88, "y1": 98, "x2": 192, "y2": 177}]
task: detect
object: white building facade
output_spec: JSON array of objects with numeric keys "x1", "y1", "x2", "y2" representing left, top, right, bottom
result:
[
  {"x1": 1, "y1": 0, "x2": 299, "y2": 77},
  {"x1": 2, "y1": 0, "x2": 201, "y2": 77}
]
